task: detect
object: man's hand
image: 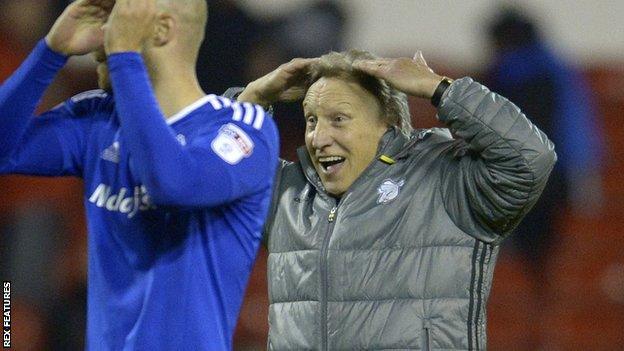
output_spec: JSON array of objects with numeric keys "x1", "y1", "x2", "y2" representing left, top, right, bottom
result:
[
  {"x1": 353, "y1": 51, "x2": 446, "y2": 99},
  {"x1": 237, "y1": 58, "x2": 318, "y2": 108},
  {"x1": 104, "y1": 0, "x2": 157, "y2": 54},
  {"x1": 45, "y1": 0, "x2": 115, "y2": 56}
]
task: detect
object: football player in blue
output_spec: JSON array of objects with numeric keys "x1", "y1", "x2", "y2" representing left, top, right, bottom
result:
[{"x1": 0, "y1": 0, "x2": 279, "y2": 349}]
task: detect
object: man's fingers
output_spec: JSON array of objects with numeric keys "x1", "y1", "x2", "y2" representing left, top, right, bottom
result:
[
  {"x1": 279, "y1": 58, "x2": 318, "y2": 77},
  {"x1": 283, "y1": 58, "x2": 318, "y2": 72},
  {"x1": 77, "y1": 0, "x2": 115, "y2": 15},
  {"x1": 353, "y1": 60, "x2": 388, "y2": 77},
  {"x1": 95, "y1": 0, "x2": 116, "y2": 10},
  {"x1": 413, "y1": 50, "x2": 427, "y2": 66},
  {"x1": 293, "y1": 57, "x2": 319, "y2": 68},
  {"x1": 109, "y1": 0, "x2": 156, "y2": 21}
]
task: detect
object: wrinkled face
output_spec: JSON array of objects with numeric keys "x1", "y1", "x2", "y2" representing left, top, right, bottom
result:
[
  {"x1": 92, "y1": 48, "x2": 111, "y2": 91},
  {"x1": 303, "y1": 77, "x2": 388, "y2": 197}
]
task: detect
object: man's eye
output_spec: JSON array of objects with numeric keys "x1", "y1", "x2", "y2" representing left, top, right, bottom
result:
[
  {"x1": 306, "y1": 116, "x2": 317, "y2": 125},
  {"x1": 334, "y1": 115, "x2": 347, "y2": 123}
]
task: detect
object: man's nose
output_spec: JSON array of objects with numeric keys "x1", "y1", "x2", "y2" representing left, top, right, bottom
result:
[{"x1": 311, "y1": 122, "x2": 333, "y2": 150}]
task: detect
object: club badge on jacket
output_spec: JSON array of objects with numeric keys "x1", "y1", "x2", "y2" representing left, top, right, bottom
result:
[{"x1": 377, "y1": 179, "x2": 405, "y2": 204}]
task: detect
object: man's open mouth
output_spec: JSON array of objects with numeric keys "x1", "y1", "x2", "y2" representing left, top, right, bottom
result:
[{"x1": 318, "y1": 156, "x2": 345, "y2": 172}]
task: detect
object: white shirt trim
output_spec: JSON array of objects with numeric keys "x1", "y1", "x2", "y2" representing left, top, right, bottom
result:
[{"x1": 166, "y1": 95, "x2": 215, "y2": 125}]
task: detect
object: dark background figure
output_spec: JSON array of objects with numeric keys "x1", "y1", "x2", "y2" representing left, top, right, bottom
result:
[
  {"x1": 196, "y1": 0, "x2": 262, "y2": 95},
  {"x1": 484, "y1": 7, "x2": 607, "y2": 349},
  {"x1": 487, "y1": 7, "x2": 605, "y2": 276}
]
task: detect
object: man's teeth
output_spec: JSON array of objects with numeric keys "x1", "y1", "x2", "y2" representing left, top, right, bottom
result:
[
  {"x1": 319, "y1": 156, "x2": 345, "y2": 172},
  {"x1": 318, "y1": 156, "x2": 344, "y2": 162}
]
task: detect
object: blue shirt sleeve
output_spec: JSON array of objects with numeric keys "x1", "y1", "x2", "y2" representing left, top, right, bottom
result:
[
  {"x1": 107, "y1": 53, "x2": 279, "y2": 208},
  {"x1": 0, "y1": 39, "x2": 87, "y2": 177},
  {"x1": 0, "y1": 103, "x2": 92, "y2": 176}
]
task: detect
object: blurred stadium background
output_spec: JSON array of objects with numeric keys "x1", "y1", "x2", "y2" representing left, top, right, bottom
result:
[{"x1": 1, "y1": 0, "x2": 623, "y2": 350}]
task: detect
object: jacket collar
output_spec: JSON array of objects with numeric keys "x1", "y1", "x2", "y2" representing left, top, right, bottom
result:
[{"x1": 296, "y1": 126, "x2": 411, "y2": 196}]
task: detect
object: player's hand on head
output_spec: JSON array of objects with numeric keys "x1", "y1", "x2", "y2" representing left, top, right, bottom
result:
[
  {"x1": 104, "y1": 0, "x2": 157, "y2": 54},
  {"x1": 353, "y1": 51, "x2": 446, "y2": 99},
  {"x1": 238, "y1": 58, "x2": 319, "y2": 108},
  {"x1": 45, "y1": 0, "x2": 115, "y2": 56}
]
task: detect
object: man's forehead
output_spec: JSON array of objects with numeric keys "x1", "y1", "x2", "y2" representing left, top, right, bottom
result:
[{"x1": 303, "y1": 77, "x2": 370, "y2": 109}]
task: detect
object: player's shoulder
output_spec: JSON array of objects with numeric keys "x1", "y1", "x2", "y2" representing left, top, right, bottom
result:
[
  {"x1": 200, "y1": 94, "x2": 275, "y2": 131},
  {"x1": 56, "y1": 89, "x2": 114, "y2": 118},
  {"x1": 192, "y1": 94, "x2": 278, "y2": 142},
  {"x1": 192, "y1": 95, "x2": 278, "y2": 166}
]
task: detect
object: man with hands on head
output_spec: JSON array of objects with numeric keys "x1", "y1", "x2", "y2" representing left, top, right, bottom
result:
[
  {"x1": 0, "y1": 0, "x2": 279, "y2": 349},
  {"x1": 236, "y1": 50, "x2": 556, "y2": 350}
]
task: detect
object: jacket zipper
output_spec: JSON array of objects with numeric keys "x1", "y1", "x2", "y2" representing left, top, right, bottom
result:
[
  {"x1": 423, "y1": 319, "x2": 432, "y2": 351},
  {"x1": 320, "y1": 205, "x2": 338, "y2": 351},
  {"x1": 312, "y1": 136, "x2": 393, "y2": 350}
]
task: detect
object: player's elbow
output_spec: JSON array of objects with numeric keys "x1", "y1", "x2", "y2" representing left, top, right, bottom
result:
[{"x1": 530, "y1": 138, "x2": 557, "y2": 183}]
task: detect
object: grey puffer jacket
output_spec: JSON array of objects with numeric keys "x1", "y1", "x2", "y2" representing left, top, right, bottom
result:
[{"x1": 264, "y1": 77, "x2": 556, "y2": 350}]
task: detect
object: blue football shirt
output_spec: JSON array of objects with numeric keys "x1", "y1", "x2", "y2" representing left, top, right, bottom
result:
[{"x1": 0, "y1": 41, "x2": 279, "y2": 350}]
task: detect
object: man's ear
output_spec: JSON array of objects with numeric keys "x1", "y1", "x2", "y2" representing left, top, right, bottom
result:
[{"x1": 153, "y1": 13, "x2": 174, "y2": 47}]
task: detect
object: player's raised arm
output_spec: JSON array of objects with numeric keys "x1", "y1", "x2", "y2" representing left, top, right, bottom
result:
[
  {"x1": 103, "y1": 0, "x2": 279, "y2": 208},
  {"x1": 0, "y1": 0, "x2": 113, "y2": 175},
  {"x1": 357, "y1": 52, "x2": 557, "y2": 239}
]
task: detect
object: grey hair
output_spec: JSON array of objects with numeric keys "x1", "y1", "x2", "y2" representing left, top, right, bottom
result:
[{"x1": 307, "y1": 50, "x2": 413, "y2": 137}]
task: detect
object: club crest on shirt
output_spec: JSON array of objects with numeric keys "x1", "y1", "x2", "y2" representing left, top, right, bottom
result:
[
  {"x1": 377, "y1": 178, "x2": 405, "y2": 204},
  {"x1": 211, "y1": 123, "x2": 254, "y2": 165}
]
